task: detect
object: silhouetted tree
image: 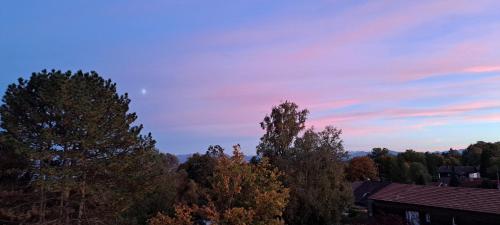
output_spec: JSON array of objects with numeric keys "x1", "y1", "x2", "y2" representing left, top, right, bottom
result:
[
  {"x1": 424, "y1": 152, "x2": 444, "y2": 180},
  {"x1": 408, "y1": 162, "x2": 431, "y2": 185},
  {"x1": 369, "y1": 148, "x2": 392, "y2": 180},
  {"x1": 442, "y1": 148, "x2": 461, "y2": 166},
  {"x1": 257, "y1": 102, "x2": 352, "y2": 225},
  {"x1": 256, "y1": 101, "x2": 308, "y2": 162},
  {"x1": 462, "y1": 143, "x2": 483, "y2": 166},
  {"x1": 0, "y1": 70, "x2": 170, "y2": 224},
  {"x1": 369, "y1": 148, "x2": 390, "y2": 160},
  {"x1": 178, "y1": 145, "x2": 225, "y2": 190}
]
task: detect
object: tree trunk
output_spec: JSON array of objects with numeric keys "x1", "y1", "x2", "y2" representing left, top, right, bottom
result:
[
  {"x1": 39, "y1": 183, "x2": 46, "y2": 224},
  {"x1": 77, "y1": 175, "x2": 86, "y2": 225}
]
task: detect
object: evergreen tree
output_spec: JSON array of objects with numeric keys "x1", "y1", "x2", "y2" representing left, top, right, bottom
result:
[{"x1": 0, "y1": 70, "x2": 171, "y2": 224}]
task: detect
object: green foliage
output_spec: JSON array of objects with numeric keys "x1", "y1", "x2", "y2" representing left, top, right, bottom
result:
[
  {"x1": 0, "y1": 134, "x2": 30, "y2": 189},
  {"x1": 120, "y1": 152, "x2": 180, "y2": 225},
  {"x1": 370, "y1": 148, "x2": 436, "y2": 184},
  {"x1": 5, "y1": 70, "x2": 500, "y2": 225},
  {"x1": 369, "y1": 148, "x2": 390, "y2": 160},
  {"x1": 368, "y1": 148, "x2": 392, "y2": 180},
  {"x1": 424, "y1": 152, "x2": 444, "y2": 179},
  {"x1": 442, "y1": 148, "x2": 461, "y2": 166},
  {"x1": 256, "y1": 101, "x2": 308, "y2": 161},
  {"x1": 0, "y1": 70, "x2": 177, "y2": 225},
  {"x1": 408, "y1": 162, "x2": 431, "y2": 185},
  {"x1": 399, "y1": 150, "x2": 426, "y2": 165},
  {"x1": 393, "y1": 157, "x2": 410, "y2": 183},
  {"x1": 462, "y1": 142, "x2": 500, "y2": 179},
  {"x1": 178, "y1": 146, "x2": 222, "y2": 189},
  {"x1": 285, "y1": 127, "x2": 352, "y2": 225},
  {"x1": 462, "y1": 144, "x2": 483, "y2": 166},
  {"x1": 257, "y1": 102, "x2": 352, "y2": 225}
]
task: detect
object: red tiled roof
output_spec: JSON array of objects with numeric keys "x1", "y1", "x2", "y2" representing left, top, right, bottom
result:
[
  {"x1": 369, "y1": 183, "x2": 500, "y2": 215},
  {"x1": 353, "y1": 181, "x2": 391, "y2": 206}
]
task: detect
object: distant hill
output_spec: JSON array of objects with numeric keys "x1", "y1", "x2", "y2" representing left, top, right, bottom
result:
[
  {"x1": 177, "y1": 149, "x2": 457, "y2": 163},
  {"x1": 175, "y1": 154, "x2": 192, "y2": 164},
  {"x1": 175, "y1": 153, "x2": 254, "y2": 164},
  {"x1": 346, "y1": 150, "x2": 398, "y2": 159},
  {"x1": 346, "y1": 149, "x2": 465, "y2": 159}
]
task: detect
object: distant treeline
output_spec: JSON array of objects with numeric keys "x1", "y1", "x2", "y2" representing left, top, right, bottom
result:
[
  {"x1": 0, "y1": 70, "x2": 498, "y2": 225},
  {"x1": 347, "y1": 145, "x2": 500, "y2": 187}
]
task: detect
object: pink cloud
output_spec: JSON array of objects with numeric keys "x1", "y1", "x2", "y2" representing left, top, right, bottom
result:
[
  {"x1": 390, "y1": 100, "x2": 500, "y2": 119},
  {"x1": 462, "y1": 114, "x2": 500, "y2": 123},
  {"x1": 135, "y1": 1, "x2": 500, "y2": 150},
  {"x1": 463, "y1": 65, "x2": 500, "y2": 73},
  {"x1": 288, "y1": 1, "x2": 491, "y2": 61},
  {"x1": 181, "y1": 0, "x2": 500, "y2": 89},
  {"x1": 307, "y1": 100, "x2": 500, "y2": 135}
]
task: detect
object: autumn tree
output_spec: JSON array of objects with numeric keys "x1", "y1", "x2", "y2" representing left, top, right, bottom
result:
[
  {"x1": 153, "y1": 145, "x2": 289, "y2": 225},
  {"x1": 346, "y1": 156, "x2": 378, "y2": 181},
  {"x1": 0, "y1": 70, "x2": 174, "y2": 225}
]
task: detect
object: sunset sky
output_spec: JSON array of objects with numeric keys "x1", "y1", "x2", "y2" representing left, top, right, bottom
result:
[{"x1": 2, "y1": 1, "x2": 500, "y2": 154}]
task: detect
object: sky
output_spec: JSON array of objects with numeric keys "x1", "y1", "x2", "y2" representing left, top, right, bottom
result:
[{"x1": 2, "y1": 1, "x2": 500, "y2": 155}]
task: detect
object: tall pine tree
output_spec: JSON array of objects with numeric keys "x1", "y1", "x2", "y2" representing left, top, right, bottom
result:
[{"x1": 0, "y1": 70, "x2": 169, "y2": 225}]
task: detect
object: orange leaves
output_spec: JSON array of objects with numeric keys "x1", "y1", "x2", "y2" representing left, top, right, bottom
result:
[
  {"x1": 149, "y1": 204, "x2": 194, "y2": 225},
  {"x1": 346, "y1": 156, "x2": 379, "y2": 181},
  {"x1": 150, "y1": 146, "x2": 289, "y2": 225}
]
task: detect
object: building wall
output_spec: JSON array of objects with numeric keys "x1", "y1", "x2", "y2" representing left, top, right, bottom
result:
[{"x1": 369, "y1": 200, "x2": 500, "y2": 225}]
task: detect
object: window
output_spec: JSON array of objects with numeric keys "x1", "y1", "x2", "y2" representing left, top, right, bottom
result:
[
  {"x1": 469, "y1": 172, "x2": 480, "y2": 179},
  {"x1": 405, "y1": 211, "x2": 420, "y2": 225},
  {"x1": 425, "y1": 213, "x2": 431, "y2": 223}
]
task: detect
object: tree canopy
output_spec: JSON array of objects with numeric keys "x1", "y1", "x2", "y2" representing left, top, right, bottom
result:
[
  {"x1": 2, "y1": 70, "x2": 500, "y2": 225},
  {"x1": 151, "y1": 145, "x2": 289, "y2": 225},
  {"x1": 256, "y1": 102, "x2": 352, "y2": 225},
  {"x1": 0, "y1": 70, "x2": 176, "y2": 225},
  {"x1": 346, "y1": 156, "x2": 378, "y2": 182}
]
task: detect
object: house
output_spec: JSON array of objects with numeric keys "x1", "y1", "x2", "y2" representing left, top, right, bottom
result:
[
  {"x1": 352, "y1": 181, "x2": 391, "y2": 207},
  {"x1": 438, "y1": 166, "x2": 480, "y2": 186},
  {"x1": 368, "y1": 183, "x2": 500, "y2": 225}
]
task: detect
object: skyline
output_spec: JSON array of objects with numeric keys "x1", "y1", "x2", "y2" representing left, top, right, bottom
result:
[{"x1": 2, "y1": 1, "x2": 500, "y2": 154}]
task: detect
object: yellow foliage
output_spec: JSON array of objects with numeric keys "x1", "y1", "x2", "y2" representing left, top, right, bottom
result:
[{"x1": 149, "y1": 146, "x2": 288, "y2": 225}]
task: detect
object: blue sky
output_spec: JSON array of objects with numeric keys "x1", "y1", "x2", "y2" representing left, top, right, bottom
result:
[{"x1": 2, "y1": 1, "x2": 500, "y2": 154}]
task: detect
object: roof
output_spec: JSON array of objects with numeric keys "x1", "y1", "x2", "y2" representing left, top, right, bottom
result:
[
  {"x1": 352, "y1": 181, "x2": 391, "y2": 206},
  {"x1": 438, "y1": 166, "x2": 478, "y2": 175},
  {"x1": 351, "y1": 181, "x2": 363, "y2": 191},
  {"x1": 369, "y1": 183, "x2": 500, "y2": 215}
]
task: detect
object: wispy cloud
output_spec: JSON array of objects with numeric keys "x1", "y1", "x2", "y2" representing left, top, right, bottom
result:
[{"x1": 4, "y1": 0, "x2": 500, "y2": 153}]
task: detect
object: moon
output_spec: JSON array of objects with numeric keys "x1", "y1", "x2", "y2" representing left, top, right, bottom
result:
[{"x1": 141, "y1": 88, "x2": 147, "y2": 95}]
